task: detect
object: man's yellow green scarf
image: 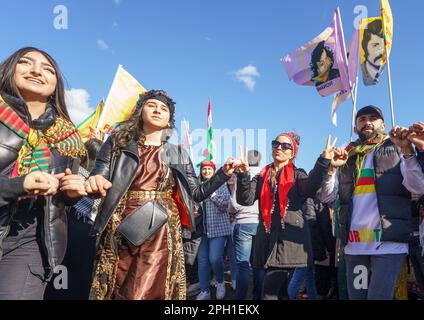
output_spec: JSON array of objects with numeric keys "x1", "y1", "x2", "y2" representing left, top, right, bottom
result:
[
  {"x1": 0, "y1": 95, "x2": 86, "y2": 177},
  {"x1": 345, "y1": 132, "x2": 387, "y2": 183}
]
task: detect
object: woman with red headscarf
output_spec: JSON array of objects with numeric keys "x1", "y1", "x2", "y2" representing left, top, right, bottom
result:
[{"x1": 236, "y1": 132, "x2": 336, "y2": 300}]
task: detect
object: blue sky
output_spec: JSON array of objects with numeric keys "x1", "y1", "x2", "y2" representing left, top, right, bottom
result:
[{"x1": 2, "y1": 0, "x2": 423, "y2": 171}]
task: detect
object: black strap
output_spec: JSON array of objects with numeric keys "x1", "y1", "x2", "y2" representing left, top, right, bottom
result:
[{"x1": 0, "y1": 161, "x2": 16, "y2": 177}]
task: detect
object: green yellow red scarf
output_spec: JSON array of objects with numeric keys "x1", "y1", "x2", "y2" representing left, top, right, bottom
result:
[
  {"x1": 0, "y1": 95, "x2": 86, "y2": 177},
  {"x1": 345, "y1": 132, "x2": 387, "y2": 183}
]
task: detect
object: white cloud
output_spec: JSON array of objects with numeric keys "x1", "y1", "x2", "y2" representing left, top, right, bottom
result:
[
  {"x1": 234, "y1": 64, "x2": 260, "y2": 91},
  {"x1": 65, "y1": 89, "x2": 94, "y2": 125},
  {"x1": 97, "y1": 39, "x2": 109, "y2": 50}
]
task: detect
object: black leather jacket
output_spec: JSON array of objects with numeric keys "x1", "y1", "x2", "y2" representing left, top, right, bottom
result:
[
  {"x1": 90, "y1": 136, "x2": 230, "y2": 237},
  {"x1": 0, "y1": 93, "x2": 77, "y2": 270}
]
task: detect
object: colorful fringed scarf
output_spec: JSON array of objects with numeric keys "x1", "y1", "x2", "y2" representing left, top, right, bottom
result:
[
  {"x1": 0, "y1": 95, "x2": 86, "y2": 176},
  {"x1": 345, "y1": 133, "x2": 387, "y2": 183}
]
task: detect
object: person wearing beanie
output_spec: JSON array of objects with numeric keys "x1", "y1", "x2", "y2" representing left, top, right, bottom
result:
[
  {"x1": 236, "y1": 132, "x2": 335, "y2": 300},
  {"x1": 200, "y1": 160, "x2": 216, "y2": 173},
  {"x1": 86, "y1": 90, "x2": 239, "y2": 300},
  {"x1": 196, "y1": 160, "x2": 232, "y2": 300},
  {"x1": 318, "y1": 106, "x2": 424, "y2": 300}
]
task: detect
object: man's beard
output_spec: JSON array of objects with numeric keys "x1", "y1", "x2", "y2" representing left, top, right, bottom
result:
[
  {"x1": 358, "y1": 127, "x2": 385, "y2": 143},
  {"x1": 358, "y1": 130, "x2": 377, "y2": 142}
]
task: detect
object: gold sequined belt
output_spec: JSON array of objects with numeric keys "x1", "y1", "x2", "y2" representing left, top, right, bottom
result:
[{"x1": 126, "y1": 190, "x2": 173, "y2": 200}]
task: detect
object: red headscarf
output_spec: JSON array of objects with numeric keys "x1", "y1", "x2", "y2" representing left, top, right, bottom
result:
[
  {"x1": 259, "y1": 132, "x2": 298, "y2": 233},
  {"x1": 200, "y1": 160, "x2": 216, "y2": 171}
]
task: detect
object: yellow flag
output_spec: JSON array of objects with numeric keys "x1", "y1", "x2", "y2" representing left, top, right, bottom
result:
[
  {"x1": 380, "y1": 0, "x2": 393, "y2": 61},
  {"x1": 77, "y1": 100, "x2": 104, "y2": 142},
  {"x1": 360, "y1": 17, "x2": 389, "y2": 86},
  {"x1": 96, "y1": 65, "x2": 146, "y2": 133}
]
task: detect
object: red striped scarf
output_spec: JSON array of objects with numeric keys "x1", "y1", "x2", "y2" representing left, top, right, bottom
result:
[{"x1": 0, "y1": 95, "x2": 86, "y2": 177}]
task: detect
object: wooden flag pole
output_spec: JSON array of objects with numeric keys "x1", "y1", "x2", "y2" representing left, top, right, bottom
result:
[{"x1": 385, "y1": 46, "x2": 395, "y2": 128}]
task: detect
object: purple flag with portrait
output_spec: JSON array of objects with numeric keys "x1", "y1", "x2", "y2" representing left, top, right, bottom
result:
[
  {"x1": 331, "y1": 28, "x2": 360, "y2": 125},
  {"x1": 282, "y1": 8, "x2": 350, "y2": 98}
]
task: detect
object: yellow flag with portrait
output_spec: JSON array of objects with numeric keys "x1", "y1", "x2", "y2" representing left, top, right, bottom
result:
[{"x1": 359, "y1": 17, "x2": 391, "y2": 86}]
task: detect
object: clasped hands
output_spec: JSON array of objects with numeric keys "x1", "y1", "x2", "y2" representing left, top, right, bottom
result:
[
  {"x1": 390, "y1": 122, "x2": 424, "y2": 154},
  {"x1": 222, "y1": 135, "x2": 350, "y2": 177},
  {"x1": 23, "y1": 168, "x2": 113, "y2": 199},
  {"x1": 23, "y1": 168, "x2": 87, "y2": 198}
]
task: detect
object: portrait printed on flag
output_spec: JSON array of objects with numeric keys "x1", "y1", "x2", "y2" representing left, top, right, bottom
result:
[
  {"x1": 360, "y1": 18, "x2": 386, "y2": 86},
  {"x1": 282, "y1": 9, "x2": 349, "y2": 98},
  {"x1": 310, "y1": 40, "x2": 340, "y2": 86}
]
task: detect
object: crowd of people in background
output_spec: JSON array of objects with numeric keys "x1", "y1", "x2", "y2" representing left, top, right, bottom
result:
[{"x1": 0, "y1": 47, "x2": 423, "y2": 300}]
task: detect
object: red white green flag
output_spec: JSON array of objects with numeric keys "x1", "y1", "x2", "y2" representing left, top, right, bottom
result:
[{"x1": 196, "y1": 98, "x2": 216, "y2": 167}]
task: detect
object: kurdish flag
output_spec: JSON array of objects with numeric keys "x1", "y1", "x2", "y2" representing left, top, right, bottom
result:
[
  {"x1": 196, "y1": 98, "x2": 216, "y2": 167},
  {"x1": 353, "y1": 168, "x2": 376, "y2": 195}
]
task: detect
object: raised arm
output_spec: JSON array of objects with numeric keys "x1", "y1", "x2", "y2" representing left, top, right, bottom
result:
[
  {"x1": 181, "y1": 157, "x2": 231, "y2": 203},
  {"x1": 297, "y1": 156, "x2": 331, "y2": 199},
  {"x1": 236, "y1": 172, "x2": 260, "y2": 206},
  {"x1": 297, "y1": 135, "x2": 339, "y2": 198}
]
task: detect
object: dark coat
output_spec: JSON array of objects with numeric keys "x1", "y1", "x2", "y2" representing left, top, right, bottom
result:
[
  {"x1": 90, "y1": 136, "x2": 229, "y2": 238},
  {"x1": 307, "y1": 198, "x2": 336, "y2": 261},
  {"x1": 236, "y1": 156, "x2": 330, "y2": 268},
  {"x1": 338, "y1": 139, "x2": 424, "y2": 245},
  {"x1": 0, "y1": 93, "x2": 77, "y2": 270}
]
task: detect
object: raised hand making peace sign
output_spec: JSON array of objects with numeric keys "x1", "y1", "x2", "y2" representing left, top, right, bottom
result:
[
  {"x1": 237, "y1": 146, "x2": 250, "y2": 173},
  {"x1": 322, "y1": 135, "x2": 338, "y2": 160},
  {"x1": 322, "y1": 135, "x2": 348, "y2": 170}
]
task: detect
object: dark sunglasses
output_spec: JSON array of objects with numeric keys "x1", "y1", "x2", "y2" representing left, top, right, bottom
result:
[{"x1": 271, "y1": 140, "x2": 293, "y2": 150}]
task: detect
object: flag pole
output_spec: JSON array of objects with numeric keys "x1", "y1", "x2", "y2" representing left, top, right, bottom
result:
[
  {"x1": 349, "y1": 86, "x2": 357, "y2": 142},
  {"x1": 385, "y1": 47, "x2": 395, "y2": 128},
  {"x1": 349, "y1": 45, "x2": 360, "y2": 142},
  {"x1": 380, "y1": 0, "x2": 395, "y2": 128},
  {"x1": 337, "y1": 7, "x2": 358, "y2": 142}
]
